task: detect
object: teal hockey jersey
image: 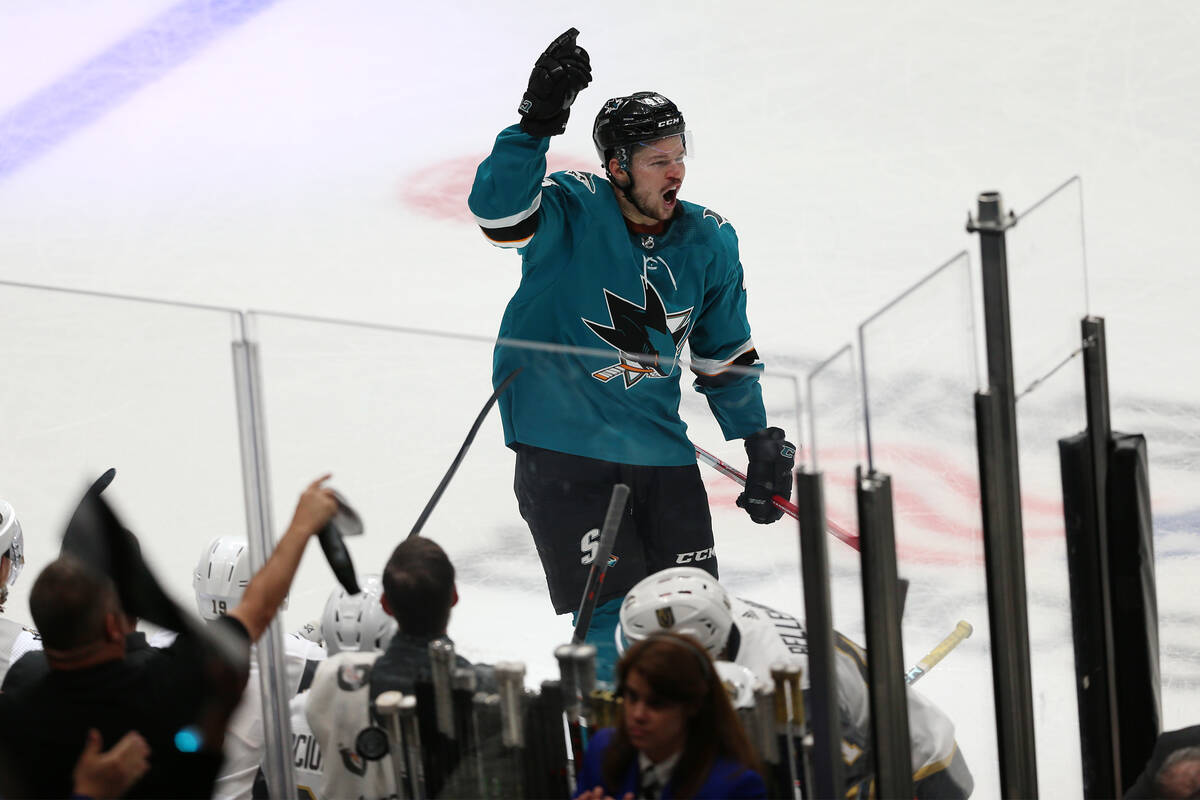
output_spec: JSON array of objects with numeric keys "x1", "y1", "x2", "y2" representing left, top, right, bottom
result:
[{"x1": 468, "y1": 124, "x2": 767, "y2": 467}]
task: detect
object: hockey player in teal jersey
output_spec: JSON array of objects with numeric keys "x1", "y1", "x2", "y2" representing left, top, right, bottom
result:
[{"x1": 468, "y1": 29, "x2": 794, "y2": 680}]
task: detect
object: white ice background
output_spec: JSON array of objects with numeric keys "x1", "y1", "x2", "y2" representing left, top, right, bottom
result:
[{"x1": 2, "y1": 3, "x2": 1199, "y2": 798}]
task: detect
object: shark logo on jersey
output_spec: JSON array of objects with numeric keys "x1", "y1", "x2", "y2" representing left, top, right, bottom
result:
[
  {"x1": 702, "y1": 208, "x2": 730, "y2": 227},
  {"x1": 582, "y1": 276, "x2": 694, "y2": 389}
]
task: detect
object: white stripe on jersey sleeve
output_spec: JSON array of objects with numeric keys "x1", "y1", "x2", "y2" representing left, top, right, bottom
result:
[
  {"x1": 690, "y1": 338, "x2": 757, "y2": 375},
  {"x1": 471, "y1": 191, "x2": 542, "y2": 228}
]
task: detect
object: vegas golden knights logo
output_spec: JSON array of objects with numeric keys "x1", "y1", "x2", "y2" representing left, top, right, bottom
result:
[{"x1": 655, "y1": 608, "x2": 675, "y2": 628}]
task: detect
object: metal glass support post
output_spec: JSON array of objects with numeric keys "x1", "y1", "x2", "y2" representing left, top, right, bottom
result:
[
  {"x1": 795, "y1": 469, "x2": 844, "y2": 798},
  {"x1": 1069, "y1": 315, "x2": 1122, "y2": 797},
  {"x1": 855, "y1": 469, "x2": 912, "y2": 800},
  {"x1": 231, "y1": 314, "x2": 298, "y2": 800},
  {"x1": 967, "y1": 192, "x2": 1038, "y2": 797}
]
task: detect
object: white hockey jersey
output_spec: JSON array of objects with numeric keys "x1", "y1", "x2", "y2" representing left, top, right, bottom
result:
[
  {"x1": 289, "y1": 690, "x2": 324, "y2": 800},
  {"x1": 729, "y1": 597, "x2": 971, "y2": 798},
  {"x1": 0, "y1": 617, "x2": 41, "y2": 684},
  {"x1": 209, "y1": 632, "x2": 326, "y2": 800},
  {"x1": 305, "y1": 651, "x2": 395, "y2": 800}
]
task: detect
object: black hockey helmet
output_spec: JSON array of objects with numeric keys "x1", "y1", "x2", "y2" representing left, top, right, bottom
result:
[{"x1": 592, "y1": 91, "x2": 687, "y2": 173}]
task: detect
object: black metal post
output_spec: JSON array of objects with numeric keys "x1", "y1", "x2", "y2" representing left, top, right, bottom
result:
[
  {"x1": 856, "y1": 469, "x2": 912, "y2": 800},
  {"x1": 1063, "y1": 315, "x2": 1122, "y2": 797},
  {"x1": 967, "y1": 191, "x2": 1039, "y2": 797},
  {"x1": 795, "y1": 469, "x2": 844, "y2": 799}
]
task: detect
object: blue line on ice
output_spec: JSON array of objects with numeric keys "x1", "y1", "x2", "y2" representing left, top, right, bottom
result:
[
  {"x1": 0, "y1": 0, "x2": 277, "y2": 181},
  {"x1": 1155, "y1": 509, "x2": 1200, "y2": 539}
]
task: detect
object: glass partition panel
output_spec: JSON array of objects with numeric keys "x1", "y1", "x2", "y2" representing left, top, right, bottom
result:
[
  {"x1": 248, "y1": 311, "x2": 805, "y2": 689},
  {"x1": 680, "y1": 343, "x2": 805, "y2": 630},
  {"x1": 1013, "y1": 343, "x2": 1087, "y2": 797},
  {"x1": 0, "y1": 281, "x2": 247, "y2": 635},
  {"x1": 1006, "y1": 177, "x2": 1091, "y2": 796},
  {"x1": 805, "y1": 343, "x2": 866, "y2": 638},
  {"x1": 1007, "y1": 176, "x2": 1090, "y2": 396},
  {"x1": 1130, "y1": 378, "x2": 1200, "y2": 734},
  {"x1": 856, "y1": 251, "x2": 1001, "y2": 796}
]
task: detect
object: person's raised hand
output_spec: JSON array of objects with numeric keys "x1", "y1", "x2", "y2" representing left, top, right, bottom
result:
[
  {"x1": 518, "y1": 28, "x2": 592, "y2": 137},
  {"x1": 287, "y1": 474, "x2": 339, "y2": 537}
]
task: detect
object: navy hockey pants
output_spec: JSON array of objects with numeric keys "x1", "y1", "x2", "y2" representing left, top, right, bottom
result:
[{"x1": 513, "y1": 443, "x2": 718, "y2": 616}]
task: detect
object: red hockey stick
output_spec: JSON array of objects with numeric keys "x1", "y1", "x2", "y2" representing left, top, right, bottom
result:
[{"x1": 694, "y1": 444, "x2": 860, "y2": 551}]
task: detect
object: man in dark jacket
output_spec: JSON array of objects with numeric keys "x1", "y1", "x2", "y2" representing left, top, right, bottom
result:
[
  {"x1": 0, "y1": 475, "x2": 337, "y2": 798},
  {"x1": 1125, "y1": 724, "x2": 1200, "y2": 799},
  {"x1": 372, "y1": 537, "x2": 493, "y2": 797},
  {"x1": 369, "y1": 537, "x2": 492, "y2": 699}
]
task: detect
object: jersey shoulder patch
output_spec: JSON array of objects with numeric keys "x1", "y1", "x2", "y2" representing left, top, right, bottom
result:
[
  {"x1": 702, "y1": 207, "x2": 731, "y2": 227},
  {"x1": 685, "y1": 202, "x2": 739, "y2": 258},
  {"x1": 548, "y1": 169, "x2": 599, "y2": 194}
]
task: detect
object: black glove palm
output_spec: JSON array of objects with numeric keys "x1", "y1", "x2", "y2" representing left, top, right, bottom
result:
[
  {"x1": 518, "y1": 28, "x2": 592, "y2": 138},
  {"x1": 736, "y1": 427, "x2": 796, "y2": 524}
]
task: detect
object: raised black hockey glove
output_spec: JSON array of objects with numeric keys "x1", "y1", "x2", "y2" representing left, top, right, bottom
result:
[
  {"x1": 518, "y1": 27, "x2": 592, "y2": 138},
  {"x1": 736, "y1": 427, "x2": 795, "y2": 524}
]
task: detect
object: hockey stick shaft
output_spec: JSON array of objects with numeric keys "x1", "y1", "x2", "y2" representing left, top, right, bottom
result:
[
  {"x1": 904, "y1": 620, "x2": 973, "y2": 685},
  {"x1": 694, "y1": 444, "x2": 860, "y2": 551},
  {"x1": 571, "y1": 483, "x2": 630, "y2": 644},
  {"x1": 409, "y1": 367, "x2": 522, "y2": 539}
]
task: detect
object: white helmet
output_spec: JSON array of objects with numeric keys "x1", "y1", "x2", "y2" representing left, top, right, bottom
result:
[
  {"x1": 618, "y1": 566, "x2": 734, "y2": 657},
  {"x1": 0, "y1": 499, "x2": 25, "y2": 586},
  {"x1": 193, "y1": 536, "x2": 251, "y2": 620},
  {"x1": 321, "y1": 575, "x2": 397, "y2": 655}
]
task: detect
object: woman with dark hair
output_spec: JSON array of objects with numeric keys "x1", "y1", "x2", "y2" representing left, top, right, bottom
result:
[{"x1": 574, "y1": 631, "x2": 766, "y2": 799}]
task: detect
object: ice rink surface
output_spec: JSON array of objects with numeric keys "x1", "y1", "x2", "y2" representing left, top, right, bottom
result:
[{"x1": 2, "y1": 2, "x2": 1198, "y2": 797}]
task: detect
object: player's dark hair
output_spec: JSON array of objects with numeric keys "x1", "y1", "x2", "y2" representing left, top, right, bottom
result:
[
  {"x1": 382, "y1": 537, "x2": 455, "y2": 638},
  {"x1": 605, "y1": 631, "x2": 761, "y2": 799},
  {"x1": 30, "y1": 556, "x2": 120, "y2": 650}
]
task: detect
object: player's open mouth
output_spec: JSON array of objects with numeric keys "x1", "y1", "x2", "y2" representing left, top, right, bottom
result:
[{"x1": 663, "y1": 188, "x2": 678, "y2": 204}]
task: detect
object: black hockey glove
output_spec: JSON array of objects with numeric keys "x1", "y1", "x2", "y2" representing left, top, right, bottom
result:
[
  {"x1": 736, "y1": 427, "x2": 796, "y2": 524},
  {"x1": 518, "y1": 27, "x2": 592, "y2": 138}
]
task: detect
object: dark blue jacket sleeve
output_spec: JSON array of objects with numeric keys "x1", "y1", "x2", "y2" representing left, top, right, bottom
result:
[
  {"x1": 575, "y1": 727, "x2": 626, "y2": 797},
  {"x1": 700, "y1": 760, "x2": 768, "y2": 799}
]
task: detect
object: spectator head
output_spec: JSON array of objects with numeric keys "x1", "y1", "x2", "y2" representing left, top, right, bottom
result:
[
  {"x1": 30, "y1": 556, "x2": 129, "y2": 664},
  {"x1": 381, "y1": 538, "x2": 457, "y2": 638},
  {"x1": 321, "y1": 574, "x2": 397, "y2": 654},
  {"x1": 0, "y1": 499, "x2": 26, "y2": 613},
  {"x1": 1155, "y1": 746, "x2": 1200, "y2": 799},
  {"x1": 606, "y1": 631, "x2": 760, "y2": 798},
  {"x1": 618, "y1": 567, "x2": 735, "y2": 659}
]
